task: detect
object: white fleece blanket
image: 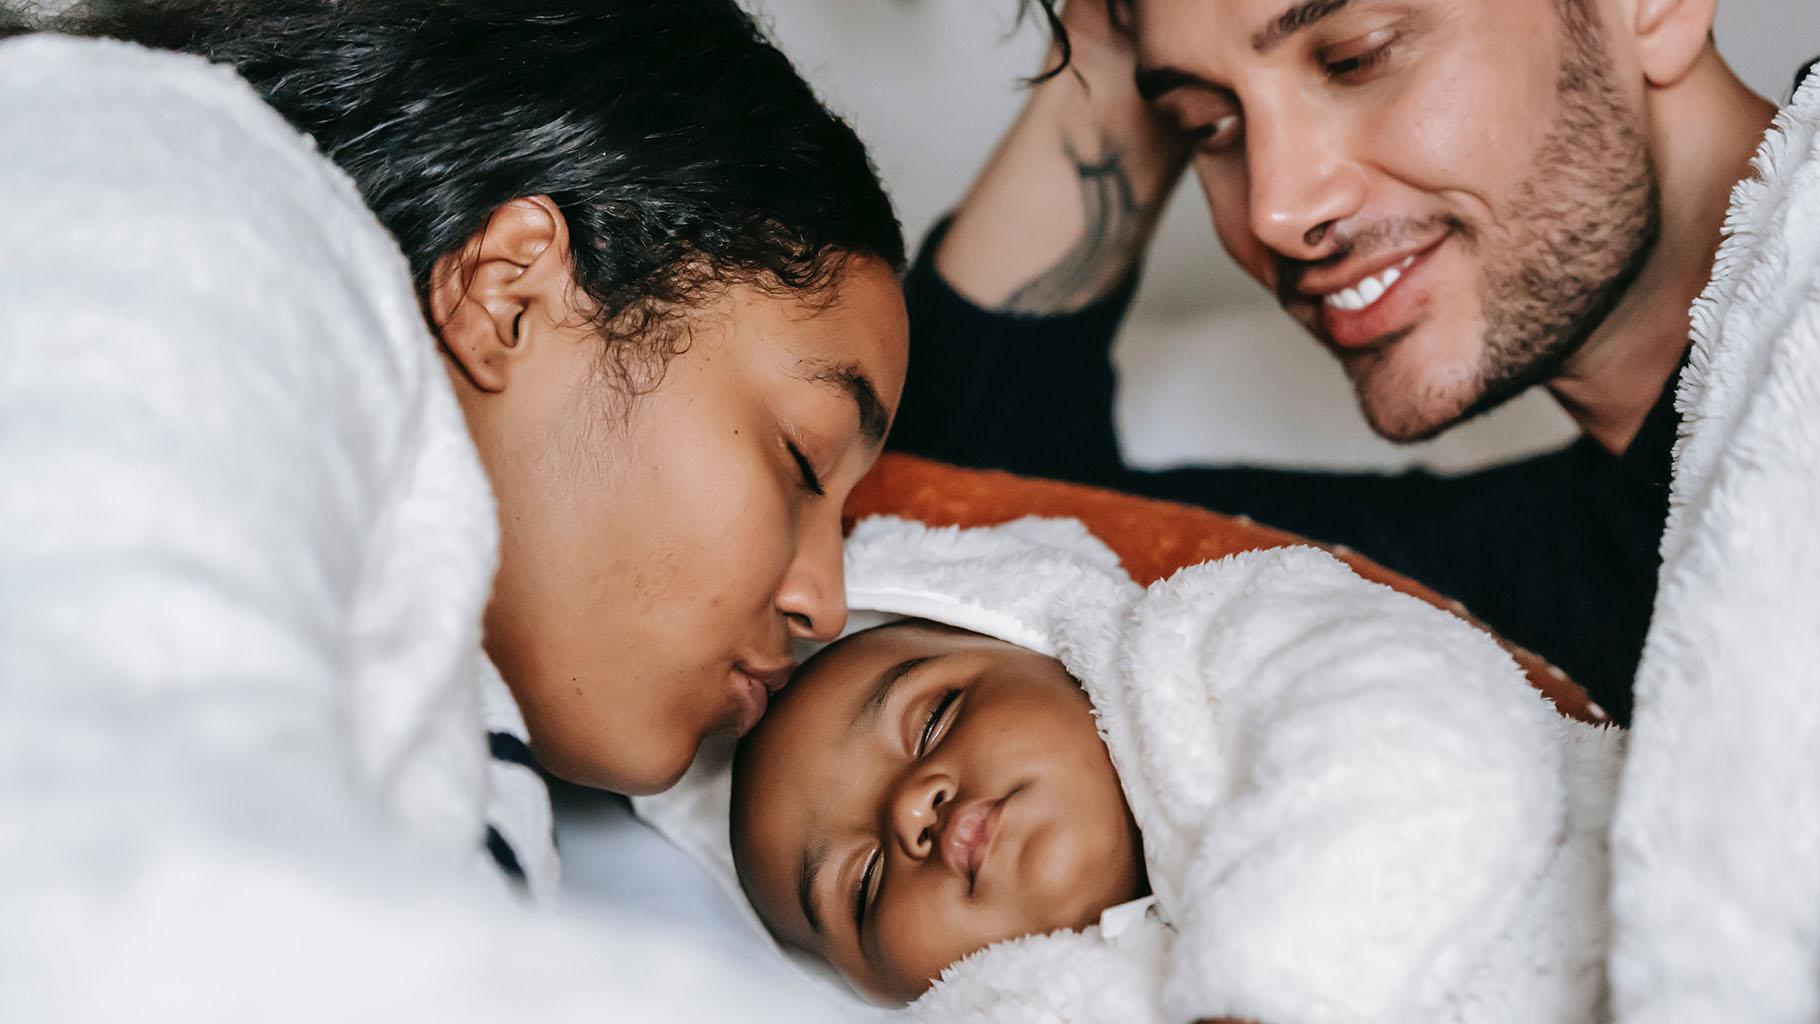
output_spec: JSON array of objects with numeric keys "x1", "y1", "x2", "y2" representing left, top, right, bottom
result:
[
  {"x1": 1607, "y1": 70, "x2": 1820, "y2": 1023},
  {"x1": 0, "y1": 35, "x2": 851, "y2": 1023},
  {"x1": 637, "y1": 516, "x2": 1623, "y2": 1023}
]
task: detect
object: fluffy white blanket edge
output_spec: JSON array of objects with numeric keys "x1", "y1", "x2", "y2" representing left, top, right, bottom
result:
[{"x1": 1608, "y1": 70, "x2": 1820, "y2": 1024}]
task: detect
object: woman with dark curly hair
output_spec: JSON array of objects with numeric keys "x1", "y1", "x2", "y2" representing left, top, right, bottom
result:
[{"x1": 0, "y1": 1, "x2": 904, "y2": 1012}]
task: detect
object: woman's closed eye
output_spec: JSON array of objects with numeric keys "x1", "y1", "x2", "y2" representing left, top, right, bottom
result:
[{"x1": 785, "y1": 439, "x2": 825, "y2": 497}]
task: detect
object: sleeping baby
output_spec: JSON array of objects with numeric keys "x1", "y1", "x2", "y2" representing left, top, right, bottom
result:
[
  {"x1": 732, "y1": 617, "x2": 1147, "y2": 1003},
  {"x1": 723, "y1": 517, "x2": 1624, "y2": 1022}
]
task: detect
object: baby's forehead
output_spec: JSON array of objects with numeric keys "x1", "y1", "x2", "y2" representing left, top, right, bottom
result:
[
  {"x1": 789, "y1": 620, "x2": 975, "y2": 693},
  {"x1": 826, "y1": 618, "x2": 971, "y2": 658}
]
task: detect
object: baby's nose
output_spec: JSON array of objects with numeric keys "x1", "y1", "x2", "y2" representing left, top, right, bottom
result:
[{"x1": 889, "y1": 770, "x2": 953, "y2": 860}]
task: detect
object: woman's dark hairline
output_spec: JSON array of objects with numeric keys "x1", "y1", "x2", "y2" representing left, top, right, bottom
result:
[{"x1": 40, "y1": 0, "x2": 907, "y2": 400}]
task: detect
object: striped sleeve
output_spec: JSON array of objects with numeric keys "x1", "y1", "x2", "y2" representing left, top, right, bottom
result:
[{"x1": 477, "y1": 662, "x2": 560, "y2": 901}]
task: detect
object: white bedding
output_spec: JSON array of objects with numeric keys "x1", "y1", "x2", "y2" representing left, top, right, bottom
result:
[{"x1": 0, "y1": 35, "x2": 858, "y2": 1023}]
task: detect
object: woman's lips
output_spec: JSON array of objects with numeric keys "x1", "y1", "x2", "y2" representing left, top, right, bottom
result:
[
  {"x1": 729, "y1": 661, "x2": 792, "y2": 737},
  {"x1": 730, "y1": 669, "x2": 770, "y2": 737},
  {"x1": 728, "y1": 669, "x2": 778, "y2": 734},
  {"x1": 941, "y1": 794, "x2": 1008, "y2": 893}
]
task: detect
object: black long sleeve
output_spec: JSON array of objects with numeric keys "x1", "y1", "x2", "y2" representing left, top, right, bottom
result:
[{"x1": 893, "y1": 222, "x2": 1673, "y2": 723}]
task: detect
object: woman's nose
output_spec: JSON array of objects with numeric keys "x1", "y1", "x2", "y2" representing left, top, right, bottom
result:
[
  {"x1": 888, "y1": 769, "x2": 953, "y2": 861},
  {"x1": 774, "y1": 512, "x2": 848, "y2": 642}
]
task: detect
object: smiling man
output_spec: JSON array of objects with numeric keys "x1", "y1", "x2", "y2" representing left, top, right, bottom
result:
[
  {"x1": 889, "y1": 0, "x2": 1810, "y2": 720},
  {"x1": 1129, "y1": 0, "x2": 1730, "y2": 447}
]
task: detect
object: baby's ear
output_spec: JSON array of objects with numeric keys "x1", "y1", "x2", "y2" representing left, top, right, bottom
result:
[{"x1": 429, "y1": 196, "x2": 573, "y2": 393}]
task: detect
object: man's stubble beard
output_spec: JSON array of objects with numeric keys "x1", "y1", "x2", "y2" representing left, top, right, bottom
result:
[{"x1": 1357, "y1": 0, "x2": 1662, "y2": 443}]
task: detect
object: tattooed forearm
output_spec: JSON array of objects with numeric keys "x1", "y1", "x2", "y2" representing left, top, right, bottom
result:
[{"x1": 998, "y1": 133, "x2": 1149, "y2": 315}]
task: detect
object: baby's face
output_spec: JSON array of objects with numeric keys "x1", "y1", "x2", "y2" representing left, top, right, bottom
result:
[{"x1": 731, "y1": 622, "x2": 1145, "y2": 1003}]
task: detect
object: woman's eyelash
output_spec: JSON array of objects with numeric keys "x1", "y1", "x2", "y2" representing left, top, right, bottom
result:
[
  {"x1": 787, "y1": 441, "x2": 825, "y2": 497},
  {"x1": 916, "y1": 690, "x2": 960, "y2": 756},
  {"x1": 854, "y1": 847, "x2": 880, "y2": 929}
]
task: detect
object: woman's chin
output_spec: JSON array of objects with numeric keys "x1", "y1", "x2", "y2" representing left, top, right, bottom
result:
[{"x1": 531, "y1": 725, "x2": 697, "y2": 796}]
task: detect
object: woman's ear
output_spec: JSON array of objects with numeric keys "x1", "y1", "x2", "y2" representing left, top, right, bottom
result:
[
  {"x1": 1630, "y1": 0, "x2": 1717, "y2": 88},
  {"x1": 429, "y1": 196, "x2": 571, "y2": 393}
]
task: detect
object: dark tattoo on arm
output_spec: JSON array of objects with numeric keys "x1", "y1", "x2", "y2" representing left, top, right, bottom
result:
[{"x1": 998, "y1": 134, "x2": 1149, "y2": 315}]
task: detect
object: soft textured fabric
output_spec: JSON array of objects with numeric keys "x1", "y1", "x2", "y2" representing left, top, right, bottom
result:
[
  {"x1": 638, "y1": 516, "x2": 1621, "y2": 1023},
  {"x1": 481, "y1": 661, "x2": 561, "y2": 902},
  {"x1": 1608, "y1": 70, "x2": 1820, "y2": 1023},
  {"x1": 910, "y1": 532, "x2": 1622, "y2": 1024},
  {"x1": 892, "y1": 216, "x2": 1677, "y2": 724},
  {"x1": 0, "y1": 36, "x2": 849, "y2": 1023},
  {"x1": 846, "y1": 453, "x2": 1605, "y2": 726}
]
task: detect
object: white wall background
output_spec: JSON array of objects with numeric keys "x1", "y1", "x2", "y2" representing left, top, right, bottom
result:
[{"x1": 743, "y1": 0, "x2": 1820, "y2": 472}]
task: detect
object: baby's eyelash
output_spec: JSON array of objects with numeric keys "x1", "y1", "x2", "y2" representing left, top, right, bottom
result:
[
  {"x1": 853, "y1": 847, "x2": 879, "y2": 930},
  {"x1": 917, "y1": 690, "x2": 960, "y2": 756}
]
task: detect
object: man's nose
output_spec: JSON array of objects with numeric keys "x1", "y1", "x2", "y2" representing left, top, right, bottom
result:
[
  {"x1": 1245, "y1": 100, "x2": 1367, "y2": 262},
  {"x1": 888, "y1": 769, "x2": 953, "y2": 861},
  {"x1": 773, "y1": 511, "x2": 849, "y2": 643}
]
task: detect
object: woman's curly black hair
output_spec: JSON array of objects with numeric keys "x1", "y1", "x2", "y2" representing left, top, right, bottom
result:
[{"x1": 30, "y1": 0, "x2": 904, "y2": 383}]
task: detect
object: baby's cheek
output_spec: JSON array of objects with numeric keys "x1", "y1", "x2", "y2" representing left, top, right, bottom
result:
[
  {"x1": 875, "y1": 891, "x2": 1030, "y2": 998},
  {"x1": 1019, "y1": 819, "x2": 1135, "y2": 933}
]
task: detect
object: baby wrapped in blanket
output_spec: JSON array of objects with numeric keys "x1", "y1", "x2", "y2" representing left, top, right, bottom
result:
[{"x1": 720, "y1": 516, "x2": 1624, "y2": 1023}]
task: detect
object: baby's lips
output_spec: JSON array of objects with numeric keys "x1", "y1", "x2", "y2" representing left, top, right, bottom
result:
[{"x1": 940, "y1": 796, "x2": 1000, "y2": 883}]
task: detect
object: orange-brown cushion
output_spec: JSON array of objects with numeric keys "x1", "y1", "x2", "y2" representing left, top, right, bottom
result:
[{"x1": 845, "y1": 453, "x2": 1602, "y2": 725}]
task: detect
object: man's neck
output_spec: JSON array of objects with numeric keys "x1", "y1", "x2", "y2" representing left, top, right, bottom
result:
[{"x1": 1548, "y1": 49, "x2": 1777, "y2": 455}]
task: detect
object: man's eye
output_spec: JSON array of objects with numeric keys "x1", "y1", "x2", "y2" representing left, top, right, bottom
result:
[
  {"x1": 853, "y1": 847, "x2": 880, "y2": 929},
  {"x1": 1323, "y1": 31, "x2": 1399, "y2": 80},
  {"x1": 916, "y1": 690, "x2": 960, "y2": 756},
  {"x1": 787, "y1": 441, "x2": 825, "y2": 497},
  {"x1": 1184, "y1": 114, "x2": 1243, "y2": 154}
]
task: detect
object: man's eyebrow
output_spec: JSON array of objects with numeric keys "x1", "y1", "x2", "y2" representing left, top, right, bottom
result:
[
  {"x1": 850, "y1": 655, "x2": 929, "y2": 735},
  {"x1": 798, "y1": 840, "x2": 829, "y2": 937},
  {"x1": 800, "y1": 360, "x2": 889, "y2": 446},
  {"x1": 1251, "y1": 0, "x2": 1353, "y2": 53},
  {"x1": 1134, "y1": 65, "x2": 1224, "y2": 102}
]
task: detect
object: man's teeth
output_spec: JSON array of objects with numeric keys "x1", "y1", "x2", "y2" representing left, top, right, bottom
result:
[{"x1": 1322, "y1": 255, "x2": 1417, "y2": 312}]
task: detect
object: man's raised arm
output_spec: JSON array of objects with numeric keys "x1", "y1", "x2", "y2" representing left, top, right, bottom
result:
[{"x1": 934, "y1": 0, "x2": 1187, "y2": 314}]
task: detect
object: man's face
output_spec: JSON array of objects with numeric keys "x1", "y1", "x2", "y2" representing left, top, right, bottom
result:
[{"x1": 1133, "y1": 0, "x2": 1660, "y2": 441}]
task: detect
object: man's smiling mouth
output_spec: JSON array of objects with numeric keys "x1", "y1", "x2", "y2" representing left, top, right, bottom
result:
[
  {"x1": 1321, "y1": 254, "x2": 1417, "y2": 312},
  {"x1": 1290, "y1": 233, "x2": 1450, "y2": 351}
]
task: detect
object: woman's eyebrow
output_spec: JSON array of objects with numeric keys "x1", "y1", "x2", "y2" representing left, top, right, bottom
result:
[
  {"x1": 797, "y1": 358, "x2": 889, "y2": 445},
  {"x1": 849, "y1": 656, "x2": 929, "y2": 735}
]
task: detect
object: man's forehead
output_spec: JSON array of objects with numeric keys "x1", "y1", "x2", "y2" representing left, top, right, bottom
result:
[
  {"x1": 1133, "y1": 0, "x2": 1276, "y2": 43},
  {"x1": 1133, "y1": 0, "x2": 1400, "y2": 66}
]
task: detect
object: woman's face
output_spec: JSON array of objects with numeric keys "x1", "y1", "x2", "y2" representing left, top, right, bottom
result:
[{"x1": 433, "y1": 198, "x2": 909, "y2": 794}]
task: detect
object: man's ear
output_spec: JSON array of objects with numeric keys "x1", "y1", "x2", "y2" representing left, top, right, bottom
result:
[
  {"x1": 429, "y1": 196, "x2": 571, "y2": 393},
  {"x1": 1630, "y1": 0, "x2": 1717, "y2": 88}
]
